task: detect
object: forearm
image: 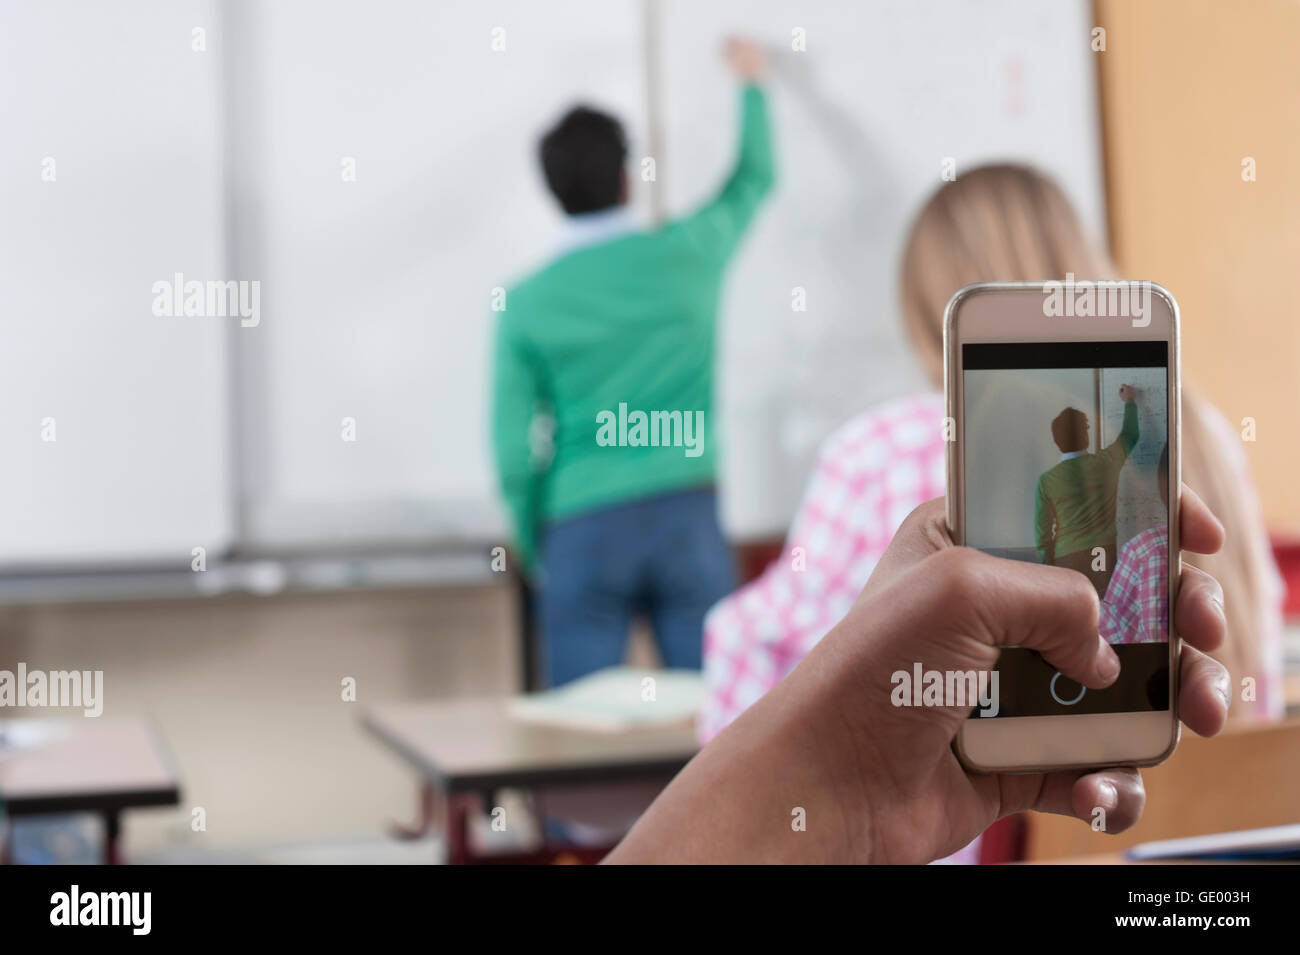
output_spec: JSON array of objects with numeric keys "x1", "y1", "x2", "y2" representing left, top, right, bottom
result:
[
  {"x1": 734, "y1": 84, "x2": 775, "y2": 194},
  {"x1": 1120, "y1": 400, "x2": 1138, "y2": 450}
]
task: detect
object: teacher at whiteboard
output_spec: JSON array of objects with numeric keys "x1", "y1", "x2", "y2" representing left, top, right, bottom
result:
[{"x1": 491, "y1": 37, "x2": 776, "y2": 687}]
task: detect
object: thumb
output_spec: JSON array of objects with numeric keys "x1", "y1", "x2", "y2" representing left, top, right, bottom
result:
[{"x1": 918, "y1": 548, "x2": 1119, "y2": 690}]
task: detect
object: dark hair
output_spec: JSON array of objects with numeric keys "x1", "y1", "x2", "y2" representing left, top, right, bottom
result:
[
  {"x1": 539, "y1": 106, "x2": 627, "y2": 215},
  {"x1": 1051, "y1": 407, "x2": 1089, "y2": 453}
]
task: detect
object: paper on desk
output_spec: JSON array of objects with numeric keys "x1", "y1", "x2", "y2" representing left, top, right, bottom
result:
[
  {"x1": 0, "y1": 720, "x2": 72, "y2": 761},
  {"x1": 508, "y1": 666, "x2": 703, "y2": 733}
]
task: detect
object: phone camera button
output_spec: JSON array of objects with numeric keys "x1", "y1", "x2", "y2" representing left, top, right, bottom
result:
[{"x1": 1049, "y1": 671, "x2": 1087, "y2": 706}]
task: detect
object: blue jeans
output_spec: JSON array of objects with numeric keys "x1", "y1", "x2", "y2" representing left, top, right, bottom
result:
[{"x1": 538, "y1": 487, "x2": 736, "y2": 687}]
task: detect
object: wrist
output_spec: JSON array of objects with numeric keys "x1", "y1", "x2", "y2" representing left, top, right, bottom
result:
[{"x1": 759, "y1": 635, "x2": 888, "y2": 863}]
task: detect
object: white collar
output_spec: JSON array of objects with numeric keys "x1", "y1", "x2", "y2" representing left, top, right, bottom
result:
[
  {"x1": 1059, "y1": 450, "x2": 1087, "y2": 462},
  {"x1": 556, "y1": 206, "x2": 638, "y2": 256}
]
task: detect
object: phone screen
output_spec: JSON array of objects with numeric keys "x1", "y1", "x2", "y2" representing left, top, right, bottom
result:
[{"x1": 962, "y1": 340, "x2": 1170, "y2": 718}]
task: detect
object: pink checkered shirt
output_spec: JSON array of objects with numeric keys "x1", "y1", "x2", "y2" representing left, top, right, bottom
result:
[
  {"x1": 701, "y1": 393, "x2": 947, "y2": 743},
  {"x1": 1099, "y1": 525, "x2": 1169, "y2": 645}
]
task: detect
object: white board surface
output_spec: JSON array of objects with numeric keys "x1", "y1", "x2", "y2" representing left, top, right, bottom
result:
[
  {"x1": 0, "y1": 0, "x2": 231, "y2": 568},
  {"x1": 236, "y1": 0, "x2": 1105, "y2": 548},
  {"x1": 2, "y1": 0, "x2": 1106, "y2": 563}
]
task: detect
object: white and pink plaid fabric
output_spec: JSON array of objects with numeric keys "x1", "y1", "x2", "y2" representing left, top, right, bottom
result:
[
  {"x1": 700, "y1": 393, "x2": 948, "y2": 743},
  {"x1": 1100, "y1": 515, "x2": 1283, "y2": 716},
  {"x1": 1099, "y1": 525, "x2": 1169, "y2": 645}
]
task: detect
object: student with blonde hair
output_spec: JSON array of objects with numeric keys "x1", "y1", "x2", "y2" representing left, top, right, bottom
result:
[{"x1": 699, "y1": 164, "x2": 1284, "y2": 861}]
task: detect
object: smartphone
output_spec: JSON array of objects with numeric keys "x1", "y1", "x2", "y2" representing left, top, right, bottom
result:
[{"x1": 945, "y1": 281, "x2": 1180, "y2": 773}]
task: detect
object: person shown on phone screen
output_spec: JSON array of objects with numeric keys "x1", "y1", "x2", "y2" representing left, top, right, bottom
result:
[{"x1": 1033, "y1": 384, "x2": 1139, "y2": 596}]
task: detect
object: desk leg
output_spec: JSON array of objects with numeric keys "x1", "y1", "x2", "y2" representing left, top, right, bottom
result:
[
  {"x1": 388, "y1": 783, "x2": 439, "y2": 840},
  {"x1": 516, "y1": 573, "x2": 539, "y2": 693},
  {"x1": 104, "y1": 810, "x2": 122, "y2": 865},
  {"x1": 445, "y1": 793, "x2": 476, "y2": 866}
]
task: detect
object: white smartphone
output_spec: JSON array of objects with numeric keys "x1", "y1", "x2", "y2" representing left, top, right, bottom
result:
[{"x1": 945, "y1": 281, "x2": 1181, "y2": 773}]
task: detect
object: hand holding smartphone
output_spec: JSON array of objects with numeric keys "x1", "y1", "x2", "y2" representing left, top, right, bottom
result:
[{"x1": 945, "y1": 281, "x2": 1180, "y2": 773}]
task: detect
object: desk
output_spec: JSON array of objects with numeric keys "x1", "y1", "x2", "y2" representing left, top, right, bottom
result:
[
  {"x1": 1032, "y1": 853, "x2": 1199, "y2": 864},
  {"x1": 1028, "y1": 717, "x2": 1300, "y2": 860},
  {"x1": 0, "y1": 718, "x2": 181, "y2": 864},
  {"x1": 362, "y1": 698, "x2": 698, "y2": 863}
]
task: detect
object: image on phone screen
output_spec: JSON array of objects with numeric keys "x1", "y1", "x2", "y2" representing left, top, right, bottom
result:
[{"x1": 963, "y1": 340, "x2": 1170, "y2": 718}]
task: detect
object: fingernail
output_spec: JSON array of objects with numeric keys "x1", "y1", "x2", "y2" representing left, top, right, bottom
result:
[
  {"x1": 1098, "y1": 640, "x2": 1121, "y2": 683},
  {"x1": 1098, "y1": 781, "x2": 1119, "y2": 810},
  {"x1": 1216, "y1": 677, "x2": 1232, "y2": 711}
]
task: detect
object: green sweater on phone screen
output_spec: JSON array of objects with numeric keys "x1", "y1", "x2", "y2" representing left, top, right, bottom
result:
[{"x1": 1034, "y1": 400, "x2": 1140, "y2": 562}]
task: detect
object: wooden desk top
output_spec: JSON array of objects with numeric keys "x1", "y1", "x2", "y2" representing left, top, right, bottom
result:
[
  {"x1": 362, "y1": 698, "x2": 699, "y2": 792},
  {"x1": 0, "y1": 717, "x2": 181, "y2": 816},
  {"x1": 1031, "y1": 853, "x2": 1278, "y2": 865},
  {"x1": 1028, "y1": 716, "x2": 1300, "y2": 861}
]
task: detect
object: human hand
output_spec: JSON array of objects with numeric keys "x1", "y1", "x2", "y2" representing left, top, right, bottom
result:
[
  {"x1": 1119, "y1": 384, "x2": 1137, "y2": 402},
  {"x1": 608, "y1": 488, "x2": 1228, "y2": 864},
  {"x1": 805, "y1": 487, "x2": 1227, "y2": 863},
  {"x1": 722, "y1": 36, "x2": 767, "y2": 81}
]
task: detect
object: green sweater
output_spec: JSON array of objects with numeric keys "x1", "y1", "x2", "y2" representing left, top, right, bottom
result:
[
  {"x1": 1034, "y1": 401, "x2": 1139, "y2": 562},
  {"x1": 491, "y1": 86, "x2": 775, "y2": 570}
]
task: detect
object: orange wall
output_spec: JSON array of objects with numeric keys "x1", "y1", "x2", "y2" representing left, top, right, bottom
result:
[{"x1": 1096, "y1": 0, "x2": 1300, "y2": 529}]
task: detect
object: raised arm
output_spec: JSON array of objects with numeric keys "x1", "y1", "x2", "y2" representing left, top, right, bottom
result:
[
  {"x1": 672, "y1": 38, "x2": 776, "y2": 259},
  {"x1": 1104, "y1": 385, "x2": 1140, "y2": 463}
]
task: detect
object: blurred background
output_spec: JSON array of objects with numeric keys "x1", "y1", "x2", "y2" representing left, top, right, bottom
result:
[{"x1": 0, "y1": 0, "x2": 1297, "y2": 864}]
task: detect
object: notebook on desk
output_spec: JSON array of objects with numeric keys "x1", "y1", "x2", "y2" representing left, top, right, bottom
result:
[
  {"x1": 0, "y1": 720, "x2": 73, "y2": 762},
  {"x1": 1127, "y1": 823, "x2": 1300, "y2": 862},
  {"x1": 508, "y1": 666, "x2": 704, "y2": 734}
]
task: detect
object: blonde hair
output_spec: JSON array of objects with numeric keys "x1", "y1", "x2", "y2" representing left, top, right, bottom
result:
[{"x1": 899, "y1": 163, "x2": 1275, "y2": 719}]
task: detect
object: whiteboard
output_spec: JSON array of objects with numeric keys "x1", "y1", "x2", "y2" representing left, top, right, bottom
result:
[
  {"x1": 0, "y1": 0, "x2": 231, "y2": 568},
  {"x1": 2, "y1": 0, "x2": 1106, "y2": 563},
  {"x1": 964, "y1": 365, "x2": 1167, "y2": 559},
  {"x1": 234, "y1": 0, "x2": 1106, "y2": 549},
  {"x1": 1102, "y1": 366, "x2": 1169, "y2": 550},
  {"x1": 231, "y1": 0, "x2": 647, "y2": 548},
  {"x1": 661, "y1": 0, "x2": 1107, "y2": 536},
  {"x1": 964, "y1": 367, "x2": 1098, "y2": 554}
]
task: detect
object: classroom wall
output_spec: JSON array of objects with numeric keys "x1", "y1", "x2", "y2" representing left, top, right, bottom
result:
[{"x1": 1095, "y1": 0, "x2": 1300, "y2": 531}]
